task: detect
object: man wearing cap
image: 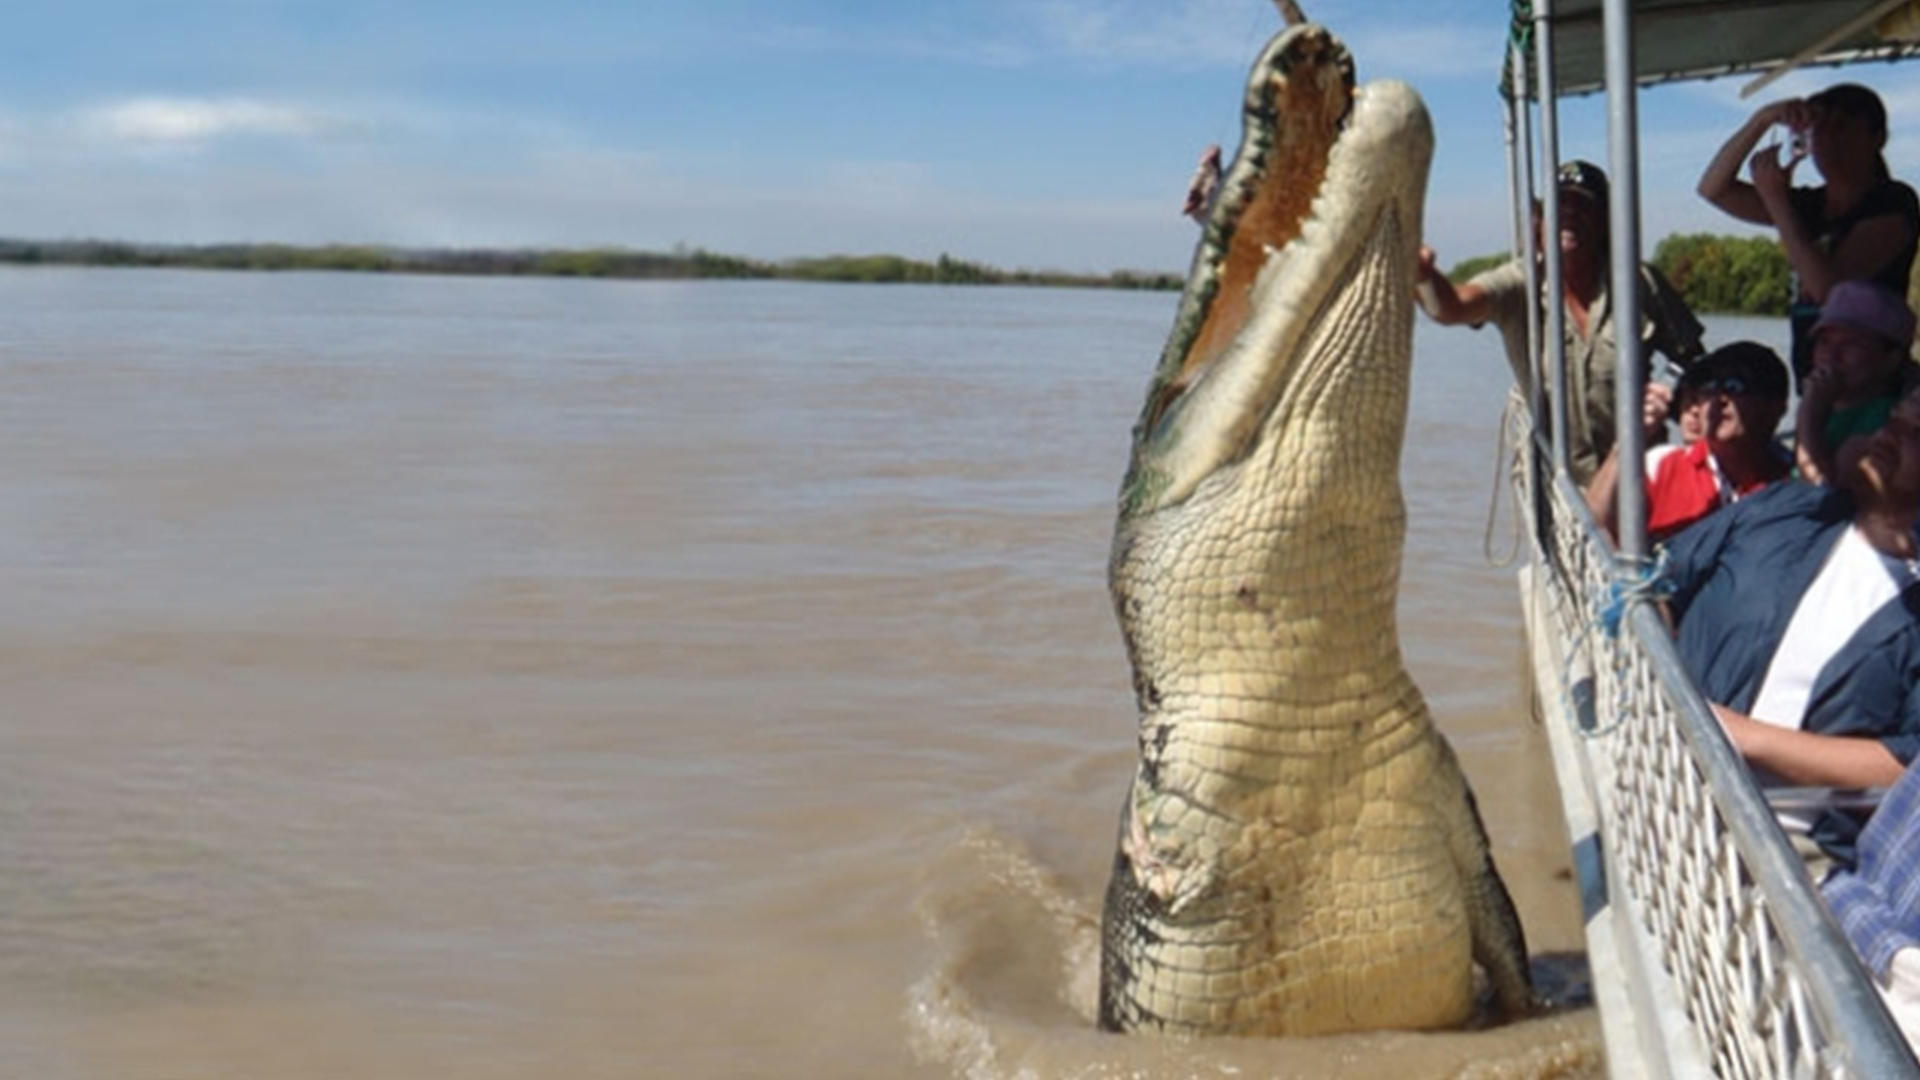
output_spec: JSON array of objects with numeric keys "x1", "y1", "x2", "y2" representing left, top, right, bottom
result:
[
  {"x1": 1417, "y1": 159, "x2": 1705, "y2": 486},
  {"x1": 1796, "y1": 279, "x2": 1917, "y2": 485},
  {"x1": 1587, "y1": 341, "x2": 1793, "y2": 543},
  {"x1": 1661, "y1": 387, "x2": 1920, "y2": 867},
  {"x1": 1701, "y1": 83, "x2": 1920, "y2": 389}
]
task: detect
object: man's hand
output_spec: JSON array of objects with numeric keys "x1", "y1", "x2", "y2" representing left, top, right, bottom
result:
[
  {"x1": 1183, "y1": 144, "x2": 1223, "y2": 222},
  {"x1": 1414, "y1": 245, "x2": 1449, "y2": 320},
  {"x1": 1803, "y1": 362, "x2": 1839, "y2": 412},
  {"x1": 1748, "y1": 143, "x2": 1799, "y2": 209},
  {"x1": 1769, "y1": 97, "x2": 1815, "y2": 136}
]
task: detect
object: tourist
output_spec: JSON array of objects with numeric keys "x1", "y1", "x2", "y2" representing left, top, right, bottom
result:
[
  {"x1": 1417, "y1": 160, "x2": 1704, "y2": 485},
  {"x1": 1796, "y1": 280, "x2": 1917, "y2": 485},
  {"x1": 1587, "y1": 341, "x2": 1792, "y2": 542},
  {"x1": 1822, "y1": 757, "x2": 1920, "y2": 1051},
  {"x1": 1699, "y1": 83, "x2": 1920, "y2": 389},
  {"x1": 1661, "y1": 387, "x2": 1920, "y2": 864}
]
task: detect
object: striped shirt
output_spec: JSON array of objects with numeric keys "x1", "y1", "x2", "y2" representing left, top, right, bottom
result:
[{"x1": 1826, "y1": 762, "x2": 1920, "y2": 980}]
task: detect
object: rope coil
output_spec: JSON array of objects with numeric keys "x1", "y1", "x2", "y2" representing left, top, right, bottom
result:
[
  {"x1": 1571, "y1": 547, "x2": 1674, "y2": 740},
  {"x1": 1598, "y1": 548, "x2": 1673, "y2": 638}
]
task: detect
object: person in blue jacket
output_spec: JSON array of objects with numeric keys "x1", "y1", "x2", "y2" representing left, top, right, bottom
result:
[{"x1": 1661, "y1": 388, "x2": 1920, "y2": 861}]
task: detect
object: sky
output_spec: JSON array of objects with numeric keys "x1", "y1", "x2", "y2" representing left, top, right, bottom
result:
[{"x1": 9, "y1": 0, "x2": 1920, "y2": 276}]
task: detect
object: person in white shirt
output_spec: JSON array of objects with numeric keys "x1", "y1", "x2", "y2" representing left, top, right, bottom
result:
[{"x1": 1661, "y1": 389, "x2": 1920, "y2": 865}]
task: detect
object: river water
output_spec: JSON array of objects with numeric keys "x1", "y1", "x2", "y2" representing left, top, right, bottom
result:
[{"x1": 0, "y1": 268, "x2": 1788, "y2": 1079}]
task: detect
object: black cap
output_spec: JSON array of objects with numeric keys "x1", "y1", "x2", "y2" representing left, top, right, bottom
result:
[
  {"x1": 1703, "y1": 340, "x2": 1790, "y2": 402},
  {"x1": 1557, "y1": 159, "x2": 1610, "y2": 211},
  {"x1": 1674, "y1": 359, "x2": 1719, "y2": 396}
]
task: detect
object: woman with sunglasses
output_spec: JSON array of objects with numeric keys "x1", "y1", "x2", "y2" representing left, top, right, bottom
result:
[{"x1": 1586, "y1": 341, "x2": 1792, "y2": 543}]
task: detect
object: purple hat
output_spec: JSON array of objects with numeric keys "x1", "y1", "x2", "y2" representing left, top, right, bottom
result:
[{"x1": 1814, "y1": 280, "x2": 1916, "y2": 347}]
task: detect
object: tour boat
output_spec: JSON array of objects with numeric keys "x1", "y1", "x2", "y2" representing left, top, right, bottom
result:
[{"x1": 1508, "y1": 0, "x2": 1920, "y2": 1075}]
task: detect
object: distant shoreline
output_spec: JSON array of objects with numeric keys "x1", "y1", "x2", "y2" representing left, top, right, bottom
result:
[
  {"x1": 0, "y1": 234, "x2": 1803, "y2": 316},
  {"x1": 0, "y1": 239, "x2": 1185, "y2": 292}
]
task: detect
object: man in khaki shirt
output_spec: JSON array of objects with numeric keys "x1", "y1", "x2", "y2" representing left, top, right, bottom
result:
[{"x1": 1416, "y1": 160, "x2": 1706, "y2": 486}]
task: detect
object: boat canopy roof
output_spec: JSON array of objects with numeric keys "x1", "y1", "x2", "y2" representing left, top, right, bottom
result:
[{"x1": 1505, "y1": 0, "x2": 1920, "y2": 98}]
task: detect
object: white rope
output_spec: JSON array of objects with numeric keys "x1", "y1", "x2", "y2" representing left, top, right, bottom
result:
[{"x1": 1482, "y1": 389, "x2": 1526, "y2": 569}]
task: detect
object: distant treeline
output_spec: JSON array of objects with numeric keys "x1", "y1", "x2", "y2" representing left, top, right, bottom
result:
[
  {"x1": 1443, "y1": 233, "x2": 1800, "y2": 316},
  {"x1": 1651, "y1": 233, "x2": 1794, "y2": 316},
  {"x1": 0, "y1": 239, "x2": 1184, "y2": 292},
  {"x1": 0, "y1": 233, "x2": 1808, "y2": 308}
]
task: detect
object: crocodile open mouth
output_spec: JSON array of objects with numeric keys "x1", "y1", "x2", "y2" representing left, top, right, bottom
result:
[
  {"x1": 1117, "y1": 23, "x2": 1430, "y2": 520},
  {"x1": 1144, "y1": 24, "x2": 1355, "y2": 437}
]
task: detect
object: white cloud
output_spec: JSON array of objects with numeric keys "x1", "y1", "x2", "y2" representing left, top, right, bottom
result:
[
  {"x1": 1018, "y1": 0, "x2": 1502, "y2": 75},
  {"x1": 1023, "y1": 0, "x2": 1264, "y2": 66},
  {"x1": 79, "y1": 98, "x2": 336, "y2": 145},
  {"x1": 0, "y1": 109, "x2": 23, "y2": 159},
  {"x1": 1344, "y1": 24, "x2": 1502, "y2": 81},
  {"x1": 744, "y1": 0, "x2": 1499, "y2": 84},
  {"x1": 750, "y1": 0, "x2": 1290, "y2": 70},
  {"x1": 756, "y1": 20, "x2": 1038, "y2": 68}
]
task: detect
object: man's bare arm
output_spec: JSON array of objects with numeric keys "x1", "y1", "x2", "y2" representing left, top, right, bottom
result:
[
  {"x1": 1414, "y1": 246, "x2": 1493, "y2": 326},
  {"x1": 1714, "y1": 704, "x2": 1908, "y2": 788}
]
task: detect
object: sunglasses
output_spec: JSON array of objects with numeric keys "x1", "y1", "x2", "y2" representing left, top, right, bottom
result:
[{"x1": 1695, "y1": 375, "x2": 1752, "y2": 396}]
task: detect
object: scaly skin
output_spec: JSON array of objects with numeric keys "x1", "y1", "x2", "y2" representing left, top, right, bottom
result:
[{"x1": 1096, "y1": 23, "x2": 1536, "y2": 1037}]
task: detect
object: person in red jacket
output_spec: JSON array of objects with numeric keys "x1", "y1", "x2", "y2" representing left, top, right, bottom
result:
[{"x1": 1587, "y1": 340, "x2": 1793, "y2": 543}]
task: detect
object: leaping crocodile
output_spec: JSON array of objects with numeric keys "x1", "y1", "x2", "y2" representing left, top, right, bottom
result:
[{"x1": 1097, "y1": 19, "x2": 1537, "y2": 1037}]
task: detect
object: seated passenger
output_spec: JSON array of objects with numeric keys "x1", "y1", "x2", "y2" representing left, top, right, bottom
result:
[
  {"x1": 1796, "y1": 280, "x2": 1917, "y2": 484},
  {"x1": 1822, "y1": 757, "x2": 1920, "y2": 1052},
  {"x1": 1661, "y1": 388, "x2": 1920, "y2": 860},
  {"x1": 1586, "y1": 341, "x2": 1793, "y2": 542}
]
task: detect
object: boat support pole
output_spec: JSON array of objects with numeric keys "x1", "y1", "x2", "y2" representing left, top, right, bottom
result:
[
  {"x1": 1532, "y1": 0, "x2": 1571, "y2": 482},
  {"x1": 1602, "y1": 0, "x2": 1648, "y2": 561},
  {"x1": 1509, "y1": 39, "x2": 1542, "y2": 431}
]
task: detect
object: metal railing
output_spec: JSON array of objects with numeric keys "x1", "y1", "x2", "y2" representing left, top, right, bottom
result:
[{"x1": 1507, "y1": 400, "x2": 1919, "y2": 1079}]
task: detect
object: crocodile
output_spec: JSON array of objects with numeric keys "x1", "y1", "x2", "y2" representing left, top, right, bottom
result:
[{"x1": 1096, "y1": 19, "x2": 1537, "y2": 1037}]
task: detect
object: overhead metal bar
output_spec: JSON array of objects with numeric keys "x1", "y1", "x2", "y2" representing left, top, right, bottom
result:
[
  {"x1": 1741, "y1": 0, "x2": 1915, "y2": 95},
  {"x1": 1503, "y1": 0, "x2": 1920, "y2": 100}
]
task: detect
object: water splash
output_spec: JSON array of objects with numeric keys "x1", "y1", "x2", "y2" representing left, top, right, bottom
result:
[{"x1": 905, "y1": 826, "x2": 1606, "y2": 1080}]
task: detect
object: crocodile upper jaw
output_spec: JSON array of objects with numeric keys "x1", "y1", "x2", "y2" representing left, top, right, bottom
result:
[{"x1": 1118, "y1": 24, "x2": 1432, "y2": 527}]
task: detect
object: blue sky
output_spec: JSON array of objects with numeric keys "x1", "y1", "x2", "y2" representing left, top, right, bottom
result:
[{"x1": 8, "y1": 0, "x2": 1920, "y2": 274}]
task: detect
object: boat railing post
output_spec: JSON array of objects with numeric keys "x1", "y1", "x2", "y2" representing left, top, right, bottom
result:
[
  {"x1": 1509, "y1": 45, "x2": 1544, "y2": 432},
  {"x1": 1602, "y1": 0, "x2": 1649, "y2": 561},
  {"x1": 1532, "y1": 0, "x2": 1571, "y2": 483},
  {"x1": 1509, "y1": 19, "x2": 1558, "y2": 556}
]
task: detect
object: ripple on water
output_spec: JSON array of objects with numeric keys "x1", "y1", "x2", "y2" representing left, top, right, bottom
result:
[{"x1": 906, "y1": 827, "x2": 1606, "y2": 1080}]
